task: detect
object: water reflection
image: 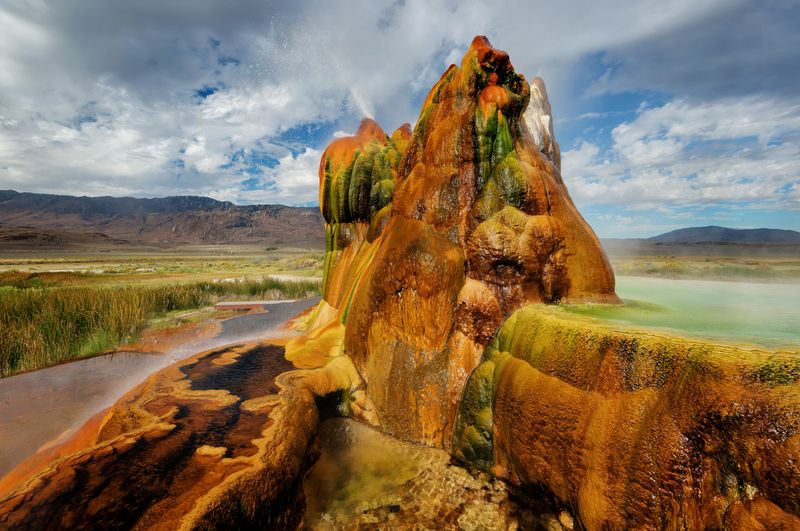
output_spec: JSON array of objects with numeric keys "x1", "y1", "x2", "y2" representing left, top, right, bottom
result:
[{"x1": 0, "y1": 297, "x2": 319, "y2": 477}]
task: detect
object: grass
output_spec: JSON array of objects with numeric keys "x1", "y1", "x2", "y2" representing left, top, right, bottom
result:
[
  {"x1": 0, "y1": 247, "x2": 325, "y2": 284},
  {"x1": 0, "y1": 277, "x2": 320, "y2": 377}
]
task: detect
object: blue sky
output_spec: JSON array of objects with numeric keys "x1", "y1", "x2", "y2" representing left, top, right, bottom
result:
[{"x1": 0, "y1": 0, "x2": 798, "y2": 237}]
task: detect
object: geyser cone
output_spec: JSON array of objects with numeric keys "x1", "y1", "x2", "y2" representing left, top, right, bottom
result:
[{"x1": 314, "y1": 36, "x2": 619, "y2": 447}]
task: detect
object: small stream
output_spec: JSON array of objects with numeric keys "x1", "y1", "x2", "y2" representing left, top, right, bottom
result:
[{"x1": 0, "y1": 297, "x2": 319, "y2": 478}]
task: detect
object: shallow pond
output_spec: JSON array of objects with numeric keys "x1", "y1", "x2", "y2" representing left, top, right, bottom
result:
[
  {"x1": 0, "y1": 297, "x2": 319, "y2": 478},
  {"x1": 563, "y1": 276, "x2": 800, "y2": 349},
  {"x1": 301, "y1": 418, "x2": 570, "y2": 530}
]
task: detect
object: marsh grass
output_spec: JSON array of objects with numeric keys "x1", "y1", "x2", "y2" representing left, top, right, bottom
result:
[
  {"x1": 0, "y1": 277, "x2": 320, "y2": 377},
  {"x1": 0, "y1": 271, "x2": 95, "y2": 289}
]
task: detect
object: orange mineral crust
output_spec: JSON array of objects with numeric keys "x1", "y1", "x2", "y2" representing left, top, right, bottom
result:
[
  {"x1": 0, "y1": 339, "x2": 374, "y2": 529},
  {"x1": 454, "y1": 306, "x2": 800, "y2": 529},
  {"x1": 314, "y1": 35, "x2": 618, "y2": 447},
  {"x1": 5, "y1": 35, "x2": 798, "y2": 531}
]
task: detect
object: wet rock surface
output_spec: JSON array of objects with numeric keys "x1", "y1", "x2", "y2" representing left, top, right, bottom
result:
[
  {"x1": 0, "y1": 342, "x2": 308, "y2": 529},
  {"x1": 454, "y1": 306, "x2": 800, "y2": 529},
  {"x1": 315, "y1": 35, "x2": 618, "y2": 448}
]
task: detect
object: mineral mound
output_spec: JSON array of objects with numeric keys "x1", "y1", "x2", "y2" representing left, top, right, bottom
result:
[
  {"x1": 302, "y1": 35, "x2": 800, "y2": 528},
  {"x1": 316, "y1": 35, "x2": 618, "y2": 448},
  {"x1": 3, "y1": 35, "x2": 798, "y2": 530}
]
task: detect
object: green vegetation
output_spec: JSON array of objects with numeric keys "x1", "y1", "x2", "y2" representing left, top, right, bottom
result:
[
  {"x1": 0, "y1": 247, "x2": 325, "y2": 283},
  {"x1": 0, "y1": 276, "x2": 320, "y2": 377}
]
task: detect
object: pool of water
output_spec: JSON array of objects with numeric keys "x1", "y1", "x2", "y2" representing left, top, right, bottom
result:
[
  {"x1": 563, "y1": 276, "x2": 800, "y2": 350},
  {"x1": 0, "y1": 297, "x2": 319, "y2": 478},
  {"x1": 301, "y1": 418, "x2": 569, "y2": 530}
]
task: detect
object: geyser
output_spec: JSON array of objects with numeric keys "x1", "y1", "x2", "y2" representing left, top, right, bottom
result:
[
  {"x1": 2, "y1": 36, "x2": 798, "y2": 531},
  {"x1": 316, "y1": 35, "x2": 619, "y2": 449}
]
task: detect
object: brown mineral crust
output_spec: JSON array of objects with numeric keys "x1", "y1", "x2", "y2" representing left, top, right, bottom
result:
[
  {"x1": 344, "y1": 215, "x2": 466, "y2": 442},
  {"x1": 726, "y1": 497, "x2": 800, "y2": 530},
  {"x1": 0, "y1": 340, "x2": 370, "y2": 529},
  {"x1": 455, "y1": 306, "x2": 800, "y2": 529},
  {"x1": 513, "y1": 143, "x2": 616, "y2": 303},
  {"x1": 336, "y1": 36, "x2": 618, "y2": 446},
  {"x1": 392, "y1": 122, "x2": 412, "y2": 143},
  {"x1": 391, "y1": 62, "x2": 478, "y2": 238},
  {"x1": 492, "y1": 365, "x2": 800, "y2": 529},
  {"x1": 454, "y1": 279, "x2": 503, "y2": 344}
]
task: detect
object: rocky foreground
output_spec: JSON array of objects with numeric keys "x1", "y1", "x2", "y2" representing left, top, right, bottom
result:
[{"x1": 1, "y1": 36, "x2": 798, "y2": 530}]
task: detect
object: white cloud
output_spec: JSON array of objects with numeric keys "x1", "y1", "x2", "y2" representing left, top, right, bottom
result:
[
  {"x1": 562, "y1": 97, "x2": 800, "y2": 211},
  {"x1": 0, "y1": 0, "x2": 795, "y2": 209},
  {"x1": 238, "y1": 148, "x2": 321, "y2": 205},
  {"x1": 0, "y1": 7, "x2": 50, "y2": 88}
]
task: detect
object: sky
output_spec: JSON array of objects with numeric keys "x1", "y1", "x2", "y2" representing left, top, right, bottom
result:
[{"x1": 0, "y1": 0, "x2": 798, "y2": 238}]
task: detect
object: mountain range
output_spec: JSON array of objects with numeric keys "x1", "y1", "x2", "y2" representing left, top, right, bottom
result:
[
  {"x1": 0, "y1": 190, "x2": 324, "y2": 248},
  {"x1": 1, "y1": 190, "x2": 798, "y2": 250},
  {"x1": 647, "y1": 225, "x2": 800, "y2": 244}
]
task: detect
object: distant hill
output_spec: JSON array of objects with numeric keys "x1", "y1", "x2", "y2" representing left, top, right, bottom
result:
[
  {"x1": 0, "y1": 190, "x2": 324, "y2": 248},
  {"x1": 648, "y1": 226, "x2": 800, "y2": 244}
]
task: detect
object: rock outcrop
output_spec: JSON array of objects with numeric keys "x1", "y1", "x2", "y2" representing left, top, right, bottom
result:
[
  {"x1": 314, "y1": 35, "x2": 617, "y2": 447},
  {"x1": 306, "y1": 35, "x2": 800, "y2": 528},
  {"x1": 453, "y1": 306, "x2": 800, "y2": 528}
]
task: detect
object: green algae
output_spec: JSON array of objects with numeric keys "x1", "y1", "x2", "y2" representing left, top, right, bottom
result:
[
  {"x1": 334, "y1": 155, "x2": 355, "y2": 223},
  {"x1": 453, "y1": 302, "x2": 797, "y2": 472},
  {"x1": 369, "y1": 179, "x2": 394, "y2": 215},
  {"x1": 472, "y1": 179, "x2": 505, "y2": 223},
  {"x1": 491, "y1": 155, "x2": 526, "y2": 208},
  {"x1": 322, "y1": 137, "x2": 401, "y2": 227},
  {"x1": 751, "y1": 357, "x2": 800, "y2": 386},
  {"x1": 321, "y1": 158, "x2": 333, "y2": 221},
  {"x1": 491, "y1": 114, "x2": 514, "y2": 165},
  {"x1": 320, "y1": 132, "x2": 406, "y2": 300},
  {"x1": 348, "y1": 148, "x2": 376, "y2": 219},
  {"x1": 411, "y1": 103, "x2": 435, "y2": 155},
  {"x1": 452, "y1": 359, "x2": 496, "y2": 467},
  {"x1": 473, "y1": 87, "x2": 527, "y2": 215},
  {"x1": 475, "y1": 106, "x2": 498, "y2": 190}
]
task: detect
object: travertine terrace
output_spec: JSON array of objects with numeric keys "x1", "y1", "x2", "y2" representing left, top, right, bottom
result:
[{"x1": 2, "y1": 36, "x2": 798, "y2": 530}]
